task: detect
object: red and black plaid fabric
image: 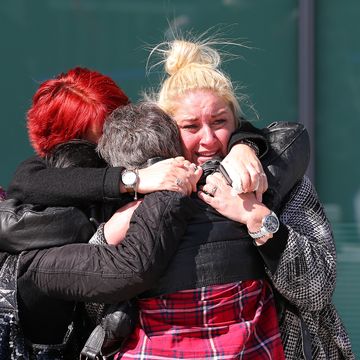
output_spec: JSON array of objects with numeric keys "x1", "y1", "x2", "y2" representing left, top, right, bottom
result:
[{"x1": 116, "y1": 280, "x2": 284, "y2": 359}]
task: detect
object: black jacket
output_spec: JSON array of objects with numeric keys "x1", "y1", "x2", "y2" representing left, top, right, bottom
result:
[{"x1": 14, "y1": 191, "x2": 196, "y2": 344}]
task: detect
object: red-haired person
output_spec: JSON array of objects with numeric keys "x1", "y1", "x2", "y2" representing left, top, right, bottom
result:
[
  {"x1": 28, "y1": 67, "x2": 129, "y2": 157},
  {"x1": 6, "y1": 67, "x2": 200, "y2": 207}
]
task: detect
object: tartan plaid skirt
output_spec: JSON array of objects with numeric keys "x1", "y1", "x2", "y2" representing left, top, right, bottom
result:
[{"x1": 116, "y1": 280, "x2": 285, "y2": 359}]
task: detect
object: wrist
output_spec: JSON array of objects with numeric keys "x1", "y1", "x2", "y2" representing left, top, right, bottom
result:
[
  {"x1": 253, "y1": 233, "x2": 273, "y2": 246},
  {"x1": 136, "y1": 167, "x2": 147, "y2": 194},
  {"x1": 246, "y1": 207, "x2": 271, "y2": 233},
  {"x1": 235, "y1": 140, "x2": 260, "y2": 157},
  {"x1": 247, "y1": 210, "x2": 280, "y2": 241},
  {"x1": 121, "y1": 169, "x2": 139, "y2": 200}
]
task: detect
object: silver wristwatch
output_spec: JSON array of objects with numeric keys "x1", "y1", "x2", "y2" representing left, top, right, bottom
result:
[
  {"x1": 121, "y1": 169, "x2": 139, "y2": 200},
  {"x1": 248, "y1": 211, "x2": 280, "y2": 239}
]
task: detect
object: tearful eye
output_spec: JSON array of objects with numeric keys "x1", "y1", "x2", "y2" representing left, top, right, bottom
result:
[
  {"x1": 213, "y1": 119, "x2": 226, "y2": 125},
  {"x1": 182, "y1": 124, "x2": 198, "y2": 130}
]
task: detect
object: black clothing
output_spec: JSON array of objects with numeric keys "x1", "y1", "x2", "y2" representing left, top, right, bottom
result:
[
  {"x1": 228, "y1": 119, "x2": 268, "y2": 157},
  {"x1": 0, "y1": 253, "x2": 83, "y2": 359},
  {"x1": 17, "y1": 191, "x2": 197, "y2": 304},
  {"x1": 0, "y1": 199, "x2": 95, "y2": 253},
  {"x1": 7, "y1": 157, "x2": 124, "y2": 207},
  {"x1": 142, "y1": 195, "x2": 268, "y2": 298},
  {"x1": 6, "y1": 121, "x2": 268, "y2": 206},
  {"x1": 11, "y1": 191, "x2": 195, "y2": 346}
]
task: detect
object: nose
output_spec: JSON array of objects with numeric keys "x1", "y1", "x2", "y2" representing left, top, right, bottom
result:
[{"x1": 199, "y1": 126, "x2": 217, "y2": 146}]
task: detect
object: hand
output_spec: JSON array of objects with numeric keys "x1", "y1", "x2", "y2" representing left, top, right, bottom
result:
[
  {"x1": 104, "y1": 200, "x2": 143, "y2": 245},
  {"x1": 198, "y1": 172, "x2": 270, "y2": 230},
  {"x1": 137, "y1": 157, "x2": 203, "y2": 196},
  {"x1": 221, "y1": 143, "x2": 268, "y2": 202}
]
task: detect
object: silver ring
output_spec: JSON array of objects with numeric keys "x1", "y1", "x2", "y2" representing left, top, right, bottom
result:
[
  {"x1": 210, "y1": 185, "x2": 218, "y2": 196},
  {"x1": 176, "y1": 178, "x2": 183, "y2": 187}
]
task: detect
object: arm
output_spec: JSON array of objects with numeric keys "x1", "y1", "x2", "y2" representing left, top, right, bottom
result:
[
  {"x1": 222, "y1": 120, "x2": 269, "y2": 200},
  {"x1": 89, "y1": 200, "x2": 144, "y2": 246},
  {"x1": 7, "y1": 156, "x2": 201, "y2": 206},
  {"x1": 221, "y1": 121, "x2": 309, "y2": 204},
  {"x1": 0, "y1": 199, "x2": 95, "y2": 253},
  {"x1": 7, "y1": 156, "x2": 123, "y2": 206},
  {"x1": 228, "y1": 119, "x2": 268, "y2": 157},
  {"x1": 199, "y1": 175, "x2": 336, "y2": 312},
  {"x1": 17, "y1": 191, "x2": 197, "y2": 304},
  {"x1": 257, "y1": 177, "x2": 337, "y2": 311}
]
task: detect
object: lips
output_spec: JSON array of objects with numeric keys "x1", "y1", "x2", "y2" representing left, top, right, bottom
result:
[{"x1": 195, "y1": 151, "x2": 220, "y2": 164}]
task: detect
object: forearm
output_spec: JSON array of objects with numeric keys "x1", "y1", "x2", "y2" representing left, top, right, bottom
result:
[
  {"x1": 7, "y1": 156, "x2": 123, "y2": 206},
  {"x1": 258, "y1": 176, "x2": 337, "y2": 311},
  {"x1": 18, "y1": 191, "x2": 197, "y2": 303},
  {"x1": 228, "y1": 120, "x2": 268, "y2": 158}
]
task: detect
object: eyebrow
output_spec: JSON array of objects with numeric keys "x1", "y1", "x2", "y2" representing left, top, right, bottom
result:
[{"x1": 178, "y1": 109, "x2": 230, "y2": 122}]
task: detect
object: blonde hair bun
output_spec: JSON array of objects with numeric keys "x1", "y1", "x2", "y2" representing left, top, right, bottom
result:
[{"x1": 165, "y1": 40, "x2": 221, "y2": 75}]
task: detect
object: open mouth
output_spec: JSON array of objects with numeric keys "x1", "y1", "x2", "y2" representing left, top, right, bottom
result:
[{"x1": 195, "y1": 152, "x2": 220, "y2": 164}]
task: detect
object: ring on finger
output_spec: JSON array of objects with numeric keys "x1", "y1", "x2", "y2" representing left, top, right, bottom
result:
[
  {"x1": 176, "y1": 178, "x2": 183, "y2": 187},
  {"x1": 210, "y1": 185, "x2": 218, "y2": 196}
]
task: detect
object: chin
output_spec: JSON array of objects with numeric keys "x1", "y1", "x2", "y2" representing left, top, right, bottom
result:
[{"x1": 196, "y1": 155, "x2": 222, "y2": 165}]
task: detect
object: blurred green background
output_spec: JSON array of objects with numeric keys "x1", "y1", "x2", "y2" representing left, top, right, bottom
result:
[{"x1": 0, "y1": 0, "x2": 359, "y2": 356}]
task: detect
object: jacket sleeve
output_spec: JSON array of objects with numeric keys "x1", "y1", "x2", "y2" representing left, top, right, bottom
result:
[
  {"x1": 0, "y1": 199, "x2": 95, "y2": 253},
  {"x1": 228, "y1": 120, "x2": 268, "y2": 158},
  {"x1": 17, "y1": 191, "x2": 197, "y2": 304},
  {"x1": 6, "y1": 156, "x2": 124, "y2": 206},
  {"x1": 257, "y1": 176, "x2": 337, "y2": 311}
]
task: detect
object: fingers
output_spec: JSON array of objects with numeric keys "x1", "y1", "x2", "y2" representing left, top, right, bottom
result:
[
  {"x1": 201, "y1": 183, "x2": 218, "y2": 197},
  {"x1": 197, "y1": 189, "x2": 216, "y2": 205},
  {"x1": 232, "y1": 162, "x2": 268, "y2": 196},
  {"x1": 138, "y1": 158, "x2": 202, "y2": 195},
  {"x1": 239, "y1": 163, "x2": 260, "y2": 193},
  {"x1": 173, "y1": 159, "x2": 203, "y2": 195},
  {"x1": 201, "y1": 173, "x2": 227, "y2": 197},
  {"x1": 255, "y1": 172, "x2": 268, "y2": 202}
]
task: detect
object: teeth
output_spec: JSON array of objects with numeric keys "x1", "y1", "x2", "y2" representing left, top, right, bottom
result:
[{"x1": 198, "y1": 153, "x2": 216, "y2": 157}]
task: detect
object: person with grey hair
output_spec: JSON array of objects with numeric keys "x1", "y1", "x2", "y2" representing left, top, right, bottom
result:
[{"x1": 98, "y1": 102, "x2": 182, "y2": 170}]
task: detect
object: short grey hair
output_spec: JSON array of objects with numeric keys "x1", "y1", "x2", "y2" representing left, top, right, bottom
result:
[{"x1": 97, "y1": 102, "x2": 182, "y2": 169}]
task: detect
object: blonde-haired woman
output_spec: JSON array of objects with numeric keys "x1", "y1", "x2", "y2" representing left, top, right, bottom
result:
[{"x1": 116, "y1": 38, "x2": 354, "y2": 359}]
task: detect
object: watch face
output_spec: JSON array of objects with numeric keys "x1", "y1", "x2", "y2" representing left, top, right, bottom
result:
[
  {"x1": 122, "y1": 170, "x2": 137, "y2": 186},
  {"x1": 263, "y1": 213, "x2": 280, "y2": 233}
]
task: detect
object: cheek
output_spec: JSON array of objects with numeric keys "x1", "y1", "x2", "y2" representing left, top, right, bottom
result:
[
  {"x1": 217, "y1": 130, "x2": 232, "y2": 150},
  {"x1": 179, "y1": 132, "x2": 197, "y2": 160}
]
